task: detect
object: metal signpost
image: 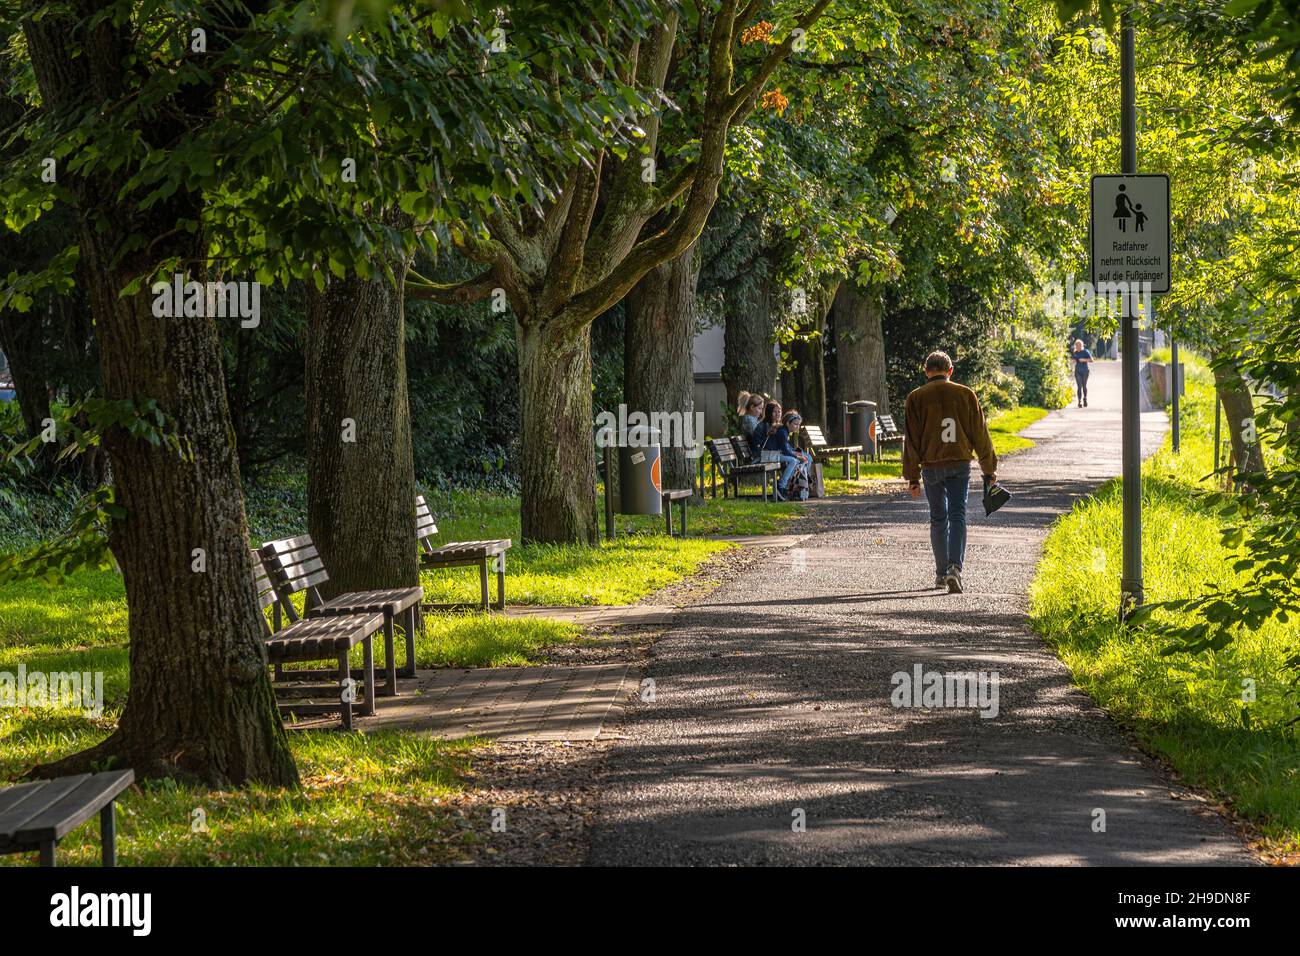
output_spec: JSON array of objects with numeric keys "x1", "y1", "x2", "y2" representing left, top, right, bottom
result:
[{"x1": 1087, "y1": 14, "x2": 1173, "y2": 616}]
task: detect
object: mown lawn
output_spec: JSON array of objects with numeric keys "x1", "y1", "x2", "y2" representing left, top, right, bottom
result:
[
  {"x1": 1029, "y1": 354, "x2": 1300, "y2": 855},
  {"x1": 0, "y1": 714, "x2": 481, "y2": 866}
]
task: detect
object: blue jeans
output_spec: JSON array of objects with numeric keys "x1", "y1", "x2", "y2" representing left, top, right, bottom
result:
[
  {"x1": 778, "y1": 455, "x2": 801, "y2": 491},
  {"x1": 922, "y1": 461, "x2": 970, "y2": 575}
]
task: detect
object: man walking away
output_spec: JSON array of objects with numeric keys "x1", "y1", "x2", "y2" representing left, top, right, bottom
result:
[{"x1": 901, "y1": 351, "x2": 998, "y2": 594}]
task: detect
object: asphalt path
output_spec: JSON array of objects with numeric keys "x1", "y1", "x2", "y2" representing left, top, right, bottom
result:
[{"x1": 588, "y1": 361, "x2": 1252, "y2": 865}]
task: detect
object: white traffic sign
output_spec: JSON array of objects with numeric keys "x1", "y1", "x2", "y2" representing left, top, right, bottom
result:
[{"x1": 1090, "y1": 174, "x2": 1171, "y2": 294}]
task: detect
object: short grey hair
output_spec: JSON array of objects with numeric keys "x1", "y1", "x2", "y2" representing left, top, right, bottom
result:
[{"x1": 924, "y1": 351, "x2": 953, "y2": 373}]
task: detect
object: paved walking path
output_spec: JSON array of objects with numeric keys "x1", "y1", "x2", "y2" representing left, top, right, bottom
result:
[{"x1": 588, "y1": 362, "x2": 1253, "y2": 865}]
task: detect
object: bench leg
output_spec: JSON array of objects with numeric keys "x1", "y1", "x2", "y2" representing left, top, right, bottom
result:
[
  {"x1": 39, "y1": 840, "x2": 56, "y2": 866},
  {"x1": 678, "y1": 498, "x2": 688, "y2": 537},
  {"x1": 479, "y1": 560, "x2": 490, "y2": 610},
  {"x1": 361, "y1": 637, "x2": 377, "y2": 715},
  {"x1": 381, "y1": 615, "x2": 397, "y2": 697},
  {"x1": 495, "y1": 553, "x2": 506, "y2": 611},
  {"x1": 854, "y1": 451, "x2": 860, "y2": 480},
  {"x1": 101, "y1": 802, "x2": 117, "y2": 867},
  {"x1": 399, "y1": 605, "x2": 418, "y2": 678},
  {"x1": 664, "y1": 499, "x2": 673, "y2": 536},
  {"x1": 843, "y1": 450, "x2": 850, "y2": 479},
  {"x1": 339, "y1": 654, "x2": 354, "y2": 730}
]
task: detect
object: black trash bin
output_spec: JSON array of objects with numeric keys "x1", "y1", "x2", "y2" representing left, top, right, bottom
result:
[{"x1": 842, "y1": 400, "x2": 878, "y2": 459}]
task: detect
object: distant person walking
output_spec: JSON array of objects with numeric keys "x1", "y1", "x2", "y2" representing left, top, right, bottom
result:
[
  {"x1": 1070, "y1": 339, "x2": 1093, "y2": 407},
  {"x1": 902, "y1": 351, "x2": 998, "y2": 594}
]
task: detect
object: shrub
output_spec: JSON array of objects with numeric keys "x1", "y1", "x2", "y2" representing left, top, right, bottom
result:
[
  {"x1": 1001, "y1": 332, "x2": 1073, "y2": 409},
  {"x1": 972, "y1": 369, "x2": 1023, "y2": 413}
]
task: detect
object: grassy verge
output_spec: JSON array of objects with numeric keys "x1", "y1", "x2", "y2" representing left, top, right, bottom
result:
[
  {"x1": 0, "y1": 715, "x2": 479, "y2": 866},
  {"x1": 1029, "y1": 353, "x2": 1300, "y2": 853}
]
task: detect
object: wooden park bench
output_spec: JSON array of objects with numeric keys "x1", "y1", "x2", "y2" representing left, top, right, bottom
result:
[
  {"x1": 703, "y1": 437, "x2": 779, "y2": 501},
  {"x1": 875, "y1": 413, "x2": 904, "y2": 460},
  {"x1": 259, "y1": 535, "x2": 423, "y2": 700},
  {"x1": 417, "y1": 495, "x2": 511, "y2": 612},
  {"x1": 254, "y1": 554, "x2": 382, "y2": 728},
  {"x1": 0, "y1": 770, "x2": 134, "y2": 866},
  {"x1": 803, "y1": 424, "x2": 863, "y2": 479}
]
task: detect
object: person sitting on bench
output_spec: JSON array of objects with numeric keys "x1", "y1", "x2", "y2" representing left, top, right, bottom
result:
[
  {"x1": 738, "y1": 391, "x2": 765, "y2": 439},
  {"x1": 753, "y1": 401, "x2": 808, "y2": 500}
]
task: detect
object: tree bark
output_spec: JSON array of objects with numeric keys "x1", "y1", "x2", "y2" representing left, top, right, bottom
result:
[
  {"x1": 517, "y1": 315, "x2": 598, "y2": 545},
  {"x1": 0, "y1": 308, "x2": 51, "y2": 441},
  {"x1": 779, "y1": 281, "x2": 835, "y2": 429},
  {"x1": 1213, "y1": 357, "x2": 1267, "y2": 479},
  {"x1": 722, "y1": 272, "x2": 780, "y2": 410},
  {"x1": 623, "y1": 241, "x2": 700, "y2": 492},
  {"x1": 305, "y1": 263, "x2": 419, "y2": 598},
  {"x1": 25, "y1": 4, "x2": 297, "y2": 787},
  {"x1": 831, "y1": 280, "x2": 890, "y2": 440}
]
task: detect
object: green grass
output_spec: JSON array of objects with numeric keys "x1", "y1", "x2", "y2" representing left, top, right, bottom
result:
[
  {"x1": 0, "y1": 715, "x2": 479, "y2": 866},
  {"x1": 988, "y1": 405, "x2": 1049, "y2": 455},
  {"x1": 1029, "y1": 353, "x2": 1300, "y2": 852},
  {"x1": 419, "y1": 485, "x2": 801, "y2": 606}
]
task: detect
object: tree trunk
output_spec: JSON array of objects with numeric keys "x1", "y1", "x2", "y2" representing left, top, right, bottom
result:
[
  {"x1": 0, "y1": 308, "x2": 52, "y2": 441},
  {"x1": 36, "y1": 251, "x2": 297, "y2": 787},
  {"x1": 722, "y1": 273, "x2": 780, "y2": 410},
  {"x1": 623, "y1": 241, "x2": 700, "y2": 492},
  {"x1": 25, "y1": 10, "x2": 297, "y2": 787},
  {"x1": 517, "y1": 316, "x2": 598, "y2": 545},
  {"x1": 305, "y1": 264, "x2": 419, "y2": 598},
  {"x1": 1213, "y1": 357, "x2": 1267, "y2": 479},
  {"x1": 831, "y1": 280, "x2": 890, "y2": 440},
  {"x1": 780, "y1": 281, "x2": 835, "y2": 429}
]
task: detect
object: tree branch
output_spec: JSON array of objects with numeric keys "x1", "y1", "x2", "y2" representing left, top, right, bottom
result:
[{"x1": 404, "y1": 267, "x2": 497, "y2": 305}]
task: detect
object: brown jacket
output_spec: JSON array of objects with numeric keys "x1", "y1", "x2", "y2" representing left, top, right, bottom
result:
[{"x1": 900, "y1": 376, "x2": 997, "y2": 482}]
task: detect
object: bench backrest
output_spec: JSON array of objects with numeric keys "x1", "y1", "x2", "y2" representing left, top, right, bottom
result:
[
  {"x1": 878, "y1": 414, "x2": 901, "y2": 436},
  {"x1": 250, "y1": 550, "x2": 283, "y2": 636},
  {"x1": 706, "y1": 437, "x2": 742, "y2": 468},
  {"x1": 415, "y1": 495, "x2": 440, "y2": 554},
  {"x1": 259, "y1": 535, "x2": 330, "y2": 623},
  {"x1": 731, "y1": 434, "x2": 756, "y2": 463},
  {"x1": 803, "y1": 424, "x2": 828, "y2": 449}
]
